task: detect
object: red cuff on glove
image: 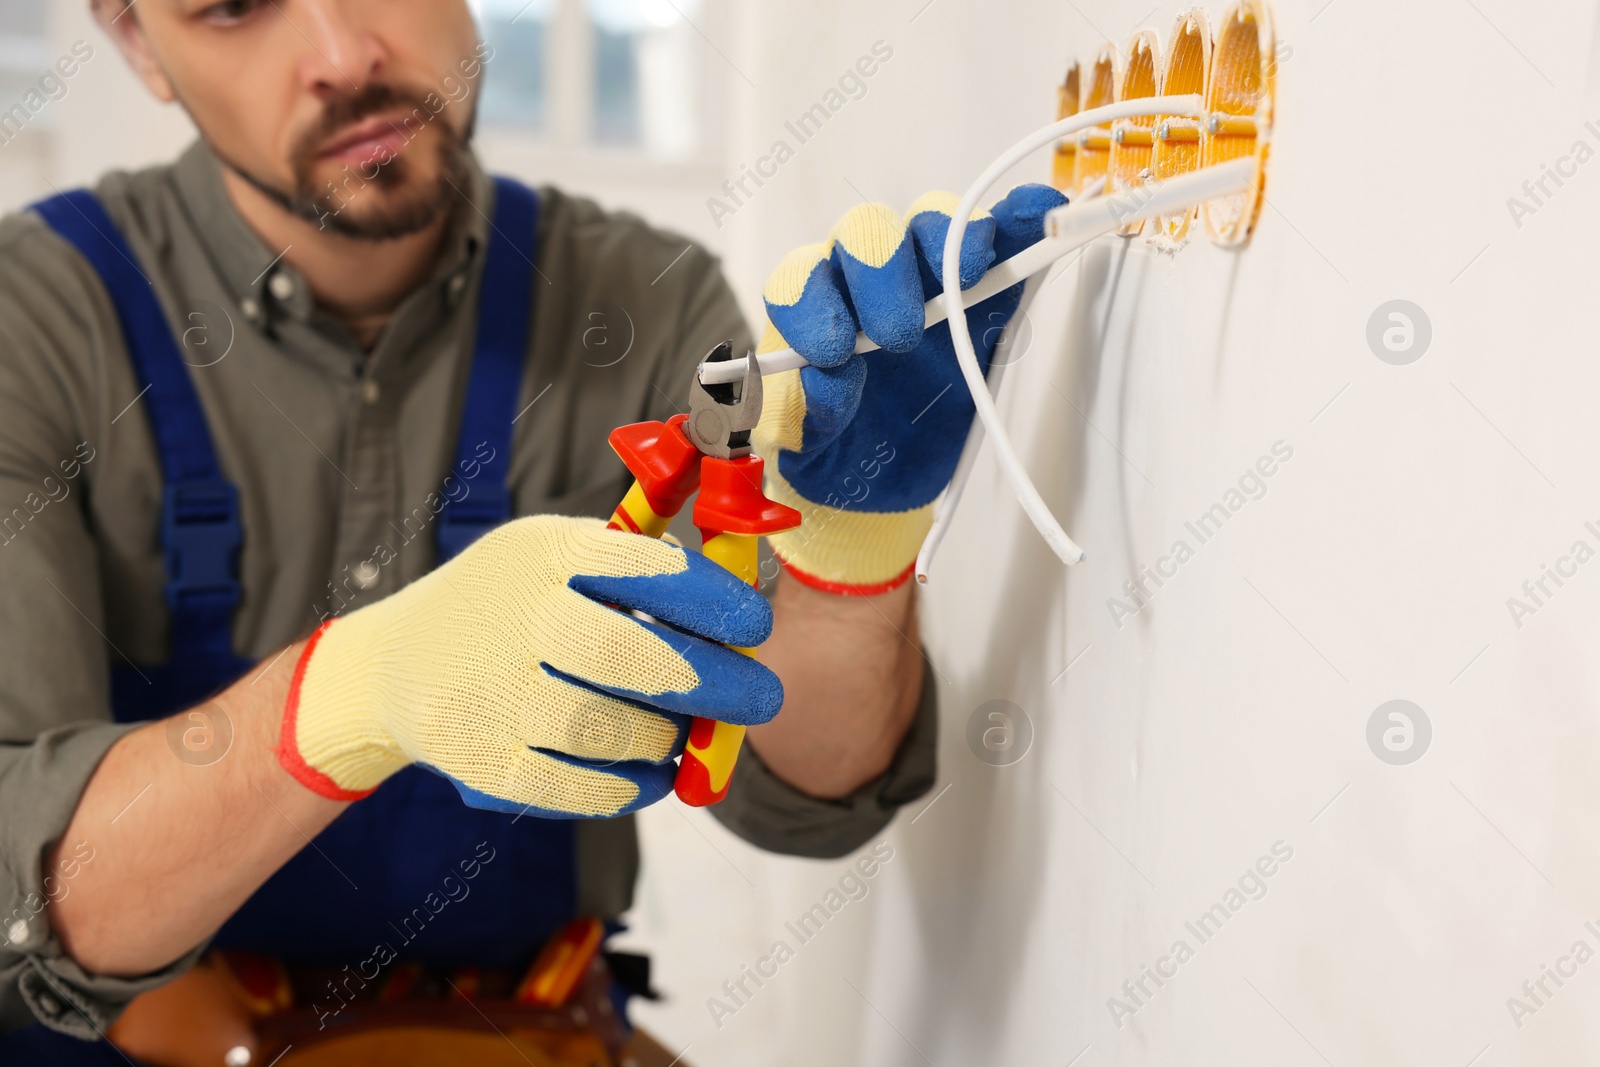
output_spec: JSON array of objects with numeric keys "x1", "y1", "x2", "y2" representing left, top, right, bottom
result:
[
  {"x1": 274, "y1": 621, "x2": 380, "y2": 803},
  {"x1": 778, "y1": 557, "x2": 916, "y2": 597}
]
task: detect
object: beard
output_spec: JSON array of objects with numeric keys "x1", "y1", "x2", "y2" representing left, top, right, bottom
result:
[{"x1": 218, "y1": 81, "x2": 477, "y2": 242}]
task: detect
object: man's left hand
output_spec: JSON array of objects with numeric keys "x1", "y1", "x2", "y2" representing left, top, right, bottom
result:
[{"x1": 753, "y1": 184, "x2": 1068, "y2": 595}]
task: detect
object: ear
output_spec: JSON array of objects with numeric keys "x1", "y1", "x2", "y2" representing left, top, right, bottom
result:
[{"x1": 91, "y1": 0, "x2": 178, "y2": 103}]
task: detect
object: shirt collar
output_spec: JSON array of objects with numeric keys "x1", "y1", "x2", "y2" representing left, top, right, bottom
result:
[{"x1": 171, "y1": 139, "x2": 489, "y2": 332}]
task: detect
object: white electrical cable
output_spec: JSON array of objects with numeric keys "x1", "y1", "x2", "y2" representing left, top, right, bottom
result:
[
  {"x1": 911, "y1": 267, "x2": 1045, "y2": 581},
  {"x1": 914, "y1": 292, "x2": 1084, "y2": 585},
  {"x1": 916, "y1": 154, "x2": 1257, "y2": 579},
  {"x1": 697, "y1": 227, "x2": 1085, "y2": 385},
  {"x1": 698, "y1": 95, "x2": 1209, "y2": 388},
  {"x1": 692, "y1": 93, "x2": 1262, "y2": 575},
  {"x1": 934, "y1": 103, "x2": 1260, "y2": 571}
]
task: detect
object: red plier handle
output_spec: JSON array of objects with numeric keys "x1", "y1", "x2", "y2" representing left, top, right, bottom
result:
[{"x1": 606, "y1": 414, "x2": 799, "y2": 806}]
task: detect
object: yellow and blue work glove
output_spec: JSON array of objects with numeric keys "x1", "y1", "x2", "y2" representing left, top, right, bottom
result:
[
  {"x1": 275, "y1": 516, "x2": 782, "y2": 818},
  {"x1": 755, "y1": 184, "x2": 1069, "y2": 594}
]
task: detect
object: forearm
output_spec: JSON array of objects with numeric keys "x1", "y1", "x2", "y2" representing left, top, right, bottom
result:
[
  {"x1": 748, "y1": 570, "x2": 924, "y2": 797},
  {"x1": 44, "y1": 640, "x2": 348, "y2": 977}
]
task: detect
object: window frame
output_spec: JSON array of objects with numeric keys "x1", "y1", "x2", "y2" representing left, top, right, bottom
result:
[{"x1": 473, "y1": 0, "x2": 728, "y2": 169}]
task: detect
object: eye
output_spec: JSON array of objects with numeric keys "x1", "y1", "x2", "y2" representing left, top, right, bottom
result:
[{"x1": 201, "y1": 0, "x2": 262, "y2": 25}]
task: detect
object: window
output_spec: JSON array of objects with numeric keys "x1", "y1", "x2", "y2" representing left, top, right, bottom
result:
[
  {"x1": 470, "y1": 0, "x2": 714, "y2": 159},
  {"x1": 0, "y1": 1, "x2": 51, "y2": 135},
  {"x1": 590, "y1": 2, "x2": 643, "y2": 145},
  {"x1": 474, "y1": 0, "x2": 551, "y2": 131}
]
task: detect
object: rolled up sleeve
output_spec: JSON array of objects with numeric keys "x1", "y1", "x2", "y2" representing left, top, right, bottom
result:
[
  {"x1": 0, "y1": 724, "x2": 207, "y2": 1037},
  {"x1": 709, "y1": 658, "x2": 938, "y2": 859},
  {"x1": 0, "y1": 221, "x2": 207, "y2": 1036}
]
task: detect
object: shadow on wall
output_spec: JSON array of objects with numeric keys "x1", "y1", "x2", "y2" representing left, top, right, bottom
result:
[{"x1": 893, "y1": 242, "x2": 1126, "y2": 1060}]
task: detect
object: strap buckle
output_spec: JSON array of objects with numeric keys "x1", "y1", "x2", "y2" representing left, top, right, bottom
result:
[{"x1": 162, "y1": 479, "x2": 243, "y2": 611}]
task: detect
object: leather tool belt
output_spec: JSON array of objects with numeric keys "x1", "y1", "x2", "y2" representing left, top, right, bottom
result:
[{"x1": 103, "y1": 919, "x2": 685, "y2": 1067}]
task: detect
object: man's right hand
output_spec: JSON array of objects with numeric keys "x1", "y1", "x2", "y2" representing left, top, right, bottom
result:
[{"x1": 276, "y1": 515, "x2": 784, "y2": 818}]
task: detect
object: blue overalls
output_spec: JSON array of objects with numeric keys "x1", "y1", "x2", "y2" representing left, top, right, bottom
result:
[{"x1": 3, "y1": 179, "x2": 581, "y2": 1062}]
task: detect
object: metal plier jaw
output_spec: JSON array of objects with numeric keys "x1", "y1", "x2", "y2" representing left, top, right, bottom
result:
[{"x1": 685, "y1": 340, "x2": 762, "y2": 460}]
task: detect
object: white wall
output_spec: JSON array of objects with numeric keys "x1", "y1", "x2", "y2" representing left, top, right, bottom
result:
[
  {"x1": 622, "y1": 4, "x2": 1105, "y2": 1062},
  {"x1": 19, "y1": 1, "x2": 1600, "y2": 1064},
  {"x1": 633, "y1": 1, "x2": 1600, "y2": 1065}
]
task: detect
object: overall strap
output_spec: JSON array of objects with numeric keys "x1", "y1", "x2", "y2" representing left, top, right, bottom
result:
[
  {"x1": 436, "y1": 177, "x2": 540, "y2": 561},
  {"x1": 34, "y1": 190, "x2": 245, "y2": 710}
]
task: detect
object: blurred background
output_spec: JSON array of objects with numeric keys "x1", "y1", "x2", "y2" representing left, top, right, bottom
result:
[
  {"x1": 0, "y1": 0, "x2": 731, "y2": 251},
  {"x1": 0, "y1": 0, "x2": 1063, "y2": 324}
]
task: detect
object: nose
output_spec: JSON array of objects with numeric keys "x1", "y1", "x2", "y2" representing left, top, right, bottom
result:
[{"x1": 287, "y1": 0, "x2": 388, "y2": 101}]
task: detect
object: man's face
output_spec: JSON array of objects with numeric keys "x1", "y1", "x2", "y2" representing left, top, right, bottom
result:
[{"x1": 116, "y1": 0, "x2": 486, "y2": 239}]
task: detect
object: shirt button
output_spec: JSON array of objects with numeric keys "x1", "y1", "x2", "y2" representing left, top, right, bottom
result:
[
  {"x1": 448, "y1": 273, "x2": 467, "y2": 298},
  {"x1": 268, "y1": 273, "x2": 295, "y2": 302},
  {"x1": 361, "y1": 379, "x2": 381, "y2": 405},
  {"x1": 240, "y1": 296, "x2": 262, "y2": 322},
  {"x1": 37, "y1": 992, "x2": 61, "y2": 1016},
  {"x1": 352, "y1": 562, "x2": 379, "y2": 590},
  {"x1": 6, "y1": 919, "x2": 28, "y2": 945}
]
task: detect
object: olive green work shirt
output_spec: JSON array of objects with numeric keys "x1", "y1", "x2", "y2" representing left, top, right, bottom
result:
[{"x1": 0, "y1": 142, "x2": 937, "y2": 1038}]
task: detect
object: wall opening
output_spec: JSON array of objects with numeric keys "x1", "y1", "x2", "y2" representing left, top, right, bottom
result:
[
  {"x1": 1069, "y1": 47, "x2": 1118, "y2": 197},
  {"x1": 1202, "y1": 0, "x2": 1274, "y2": 246},
  {"x1": 1152, "y1": 10, "x2": 1211, "y2": 243},
  {"x1": 1109, "y1": 31, "x2": 1160, "y2": 235},
  {"x1": 1051, "y1": 62, "x2": 1081, "y2": 193}
]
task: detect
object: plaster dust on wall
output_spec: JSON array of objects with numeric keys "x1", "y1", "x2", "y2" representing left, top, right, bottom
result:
[{"x1": 629, "y1": 0, "x2": 1600, "y2": 1064}]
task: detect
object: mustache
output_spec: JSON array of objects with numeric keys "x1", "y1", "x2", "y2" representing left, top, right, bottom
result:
[
  {"x1": 213, "y1": 76, "x2": 477, "y2": 241},
  {"x1": 292, "y1": 82, "x2": 443, "y2": 165}
]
